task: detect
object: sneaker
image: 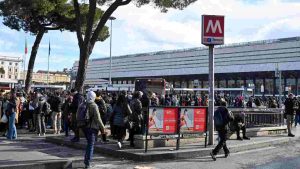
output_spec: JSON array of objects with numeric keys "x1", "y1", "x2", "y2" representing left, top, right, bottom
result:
[
  {"x1": 210, "y1": 152, "x2": 216, "y2": 161},
  {"x1": 288, "y1": 133, "x2": 295, "y2": 137},
  {"x1": 117, "y1": 142, "x2": 122, "y2": 149},
  {"x1": 243, "y1": 136, "x2": 250, "y2": 140},
  {"x1": 43, "y1": 133, "x2": 46, "y2": 137}
]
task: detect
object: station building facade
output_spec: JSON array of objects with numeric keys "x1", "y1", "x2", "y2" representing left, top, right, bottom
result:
[{"x1": 72, "y1": 36, "x2": 300, "y2": 96}]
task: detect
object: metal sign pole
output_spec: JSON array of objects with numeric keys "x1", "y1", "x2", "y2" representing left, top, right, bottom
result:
[{"x1": 208, "y1": 45, "x2": 215, "y2": 145}]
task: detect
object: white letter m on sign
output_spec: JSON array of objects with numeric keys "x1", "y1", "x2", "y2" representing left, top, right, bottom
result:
[{"x1": 206, "y1": 20, "x2": 222, "y2": 34}]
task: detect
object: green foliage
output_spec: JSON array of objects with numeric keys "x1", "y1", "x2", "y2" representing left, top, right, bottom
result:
[
  {"x1": 95, "y1": 0, "x2": 197, "y2": 12},
  {"x1": 0, "y1": 0, "x2": 109, "y2": 40}
]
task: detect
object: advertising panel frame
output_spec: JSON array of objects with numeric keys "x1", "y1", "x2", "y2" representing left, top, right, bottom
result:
[{"x1": 145, "y1": 106, "x2": 208, "y2": 153}]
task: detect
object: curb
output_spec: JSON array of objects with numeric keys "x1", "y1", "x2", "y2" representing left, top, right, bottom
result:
[{"x1": 45, "y1": 136, "x2": 293, "y2": 162}]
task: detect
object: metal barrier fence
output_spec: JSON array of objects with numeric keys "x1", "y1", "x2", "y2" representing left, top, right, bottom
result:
[{"x1": 229, "y1": 108, "x2": 285, "y2": 128}]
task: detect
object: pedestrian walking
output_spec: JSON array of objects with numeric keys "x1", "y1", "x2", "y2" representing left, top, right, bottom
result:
[
  {"x1": 111, "y1": 94, "x2": 132, "y2": 149},
  {"x1": 284, "y1": 93, "x2": 296, "y2": 137},
  {"x1": 210, "y1": 99, "x2": 233, "y2": 161},
  {"x1": 82, "y1": 91, "x2": 105, "y2": 169}
]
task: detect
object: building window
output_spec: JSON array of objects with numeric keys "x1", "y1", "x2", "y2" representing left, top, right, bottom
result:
[
  {"x1": 255, "y1": 79, "x2": 264, "y2": 95},
  {"x1": 9, "y1": 68, "x2": 12, "y2": 72},
  {"x1": 202, "y1": 81, "x2": 209, "y2": 88},
  {"x1": 15, "y1": 69, "x2": 18, "y2": 72},
  {"x1": 286, "y1": 78, "x2": 296, "y2": 95},
  {"x1": 15, "y1": 76, "x2": 17, "y2": 79},
  {"x1": 236, "y1": 80, "x2": 244, "y2": 88},
  {"x1": 265, "y1": 79, "x2": 274, "y2": 95},
  {"x1": 0, "y1": 75, "x2": 3, "y2": 78},
  {"x1": 15, "y1": 63, "x2": 18, "y2": 66},
  {"x1": 1, "y1": 61, "x2": 4, "y2": 64},
  {"x1": 9, "y1": 62, "x2": 12, "y2": 65},
  {"x1": 219, "y1": 80, "x2": 226, "y2": 88},
  {"x1": 228, "y1": 80, "x2": 236, "y2": 88},
  {"x1": 9, "y1": 75, "x2": 11, "y2": 79}
]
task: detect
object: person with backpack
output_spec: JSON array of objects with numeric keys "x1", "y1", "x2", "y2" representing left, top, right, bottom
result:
[
  {"x1": 79, "y1": 91, "x2": 105, "y2": 169},
  {"x1": 95, "y1": 92, "x2": 107, "y2": 142},
  {"x1": 210, "y1": 98, "x2": 234, "y2": 161},
  {"x1": 35, "y1": 95, "x2": 48, "y2": 136}
]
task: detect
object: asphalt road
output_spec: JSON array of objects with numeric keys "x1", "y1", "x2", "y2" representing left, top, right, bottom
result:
[{"x1": 85, "y1": 137, "x2": 300, "y2": 169}]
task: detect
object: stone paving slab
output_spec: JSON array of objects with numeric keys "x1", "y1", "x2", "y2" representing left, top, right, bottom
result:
[{"x1": 46, "y1": 126, "x2": 300, "y2": 162}]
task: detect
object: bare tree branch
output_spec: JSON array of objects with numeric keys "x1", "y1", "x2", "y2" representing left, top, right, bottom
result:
[
  {"x1": 73, "y1": 0, "x2": 84, "y2": 47},
  {"x1": 84, "y1": 0, "x2": 97, "y2": 47},
  {"x1": 89, "y1": 0, "x2": 132, "y2": 52}
]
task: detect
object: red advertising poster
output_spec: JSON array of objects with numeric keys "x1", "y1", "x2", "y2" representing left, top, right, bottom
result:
[
  {"x1": 148, "y1": 107, "x2": 164, "y2": 133},
  {"x1": 163, "y1": 108, "x2": 178, "y2": 133},
  {"x1": 193, "y1": 108, "x2": 207, "y2": 132}
]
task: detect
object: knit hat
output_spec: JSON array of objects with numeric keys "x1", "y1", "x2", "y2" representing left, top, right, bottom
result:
[{"x1": 87, "y1": 91, "x2": 96, "y2": 103}]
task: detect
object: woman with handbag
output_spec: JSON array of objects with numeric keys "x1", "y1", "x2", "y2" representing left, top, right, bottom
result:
[
  {"x1": 6, "y1": 93, "x2": 17, "y2": 140},
  {"x1": 111, "y1": 94, "x2": 132, "y2": 149}
]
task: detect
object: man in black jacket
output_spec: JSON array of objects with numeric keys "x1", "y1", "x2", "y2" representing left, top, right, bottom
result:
[
  {"x1": 70, "y1": 89, "x2": 84, "y2": 142},
  {"x1": 210, "y1": 99, "x2": 234, "y2": 161},
  {"x1": 284, "y1": 93, "x2": 295, "y2": 137}
]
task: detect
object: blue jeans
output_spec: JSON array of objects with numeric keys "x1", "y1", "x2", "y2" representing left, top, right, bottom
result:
[
  {"x1": 83, "y1": 128, "x2": 98, "y2": 167},
  {"x1": 64, "y1": 118, "x2": 69, "y2": 136},
  {"x1": 295, "y1": 113, "x2": 300, "y2": 126},
  {"x1": 7, "y1": 112, "x2": 17, "y2": 140}
]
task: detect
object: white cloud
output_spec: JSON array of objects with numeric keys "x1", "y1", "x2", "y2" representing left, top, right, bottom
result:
[{"x1": 110, "y1": 0, "x2": 300, "y2": 53}]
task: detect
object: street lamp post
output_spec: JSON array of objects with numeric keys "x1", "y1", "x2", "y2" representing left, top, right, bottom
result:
[{"x1": 109, "y1": 16, "x2": 116, "y2": 86}]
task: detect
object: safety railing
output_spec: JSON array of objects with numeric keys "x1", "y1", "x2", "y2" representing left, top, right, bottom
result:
[{"x1": 229, "y1": 108, "x2": 285, "y2": 128}]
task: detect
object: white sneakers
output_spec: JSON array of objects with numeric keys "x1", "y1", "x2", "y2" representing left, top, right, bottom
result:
[{"x1": 117, "y1": 142, "x2": 122, "y2": 149}]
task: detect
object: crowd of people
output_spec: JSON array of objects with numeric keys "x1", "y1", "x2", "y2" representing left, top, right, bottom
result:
[{"x1": 1, "y1": 88, "x2": 300, "y2": 167}]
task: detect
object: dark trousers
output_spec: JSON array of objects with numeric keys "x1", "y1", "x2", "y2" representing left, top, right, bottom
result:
[
  {"x1": 212, "y1": 129, "x2": 229, "y2": 155},
  {"x1": 114, "y1": 125, "x2": 126, "y2": 142},
  {"x1": 64, "y1": 118, "x2": 70, "y2": 136},
  {"x1": 236, "y1": 125, "x2": 246, "y2": 138},
  {"x1": 36, "y1": 114, "x2": 46, "y2": 134},
  {"x1": 83, "y1": 128, "x2": 98, "y2": 167},
  {"x1": 129, "y1": 125, "x2": 141, "y2": 145},
  {"x1": 295, "y1": 113, "x2": 300, "y2": 126}
]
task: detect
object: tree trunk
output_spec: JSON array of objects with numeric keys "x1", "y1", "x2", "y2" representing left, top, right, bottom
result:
[
  {"x1": 74, "y1": 46, "x2": 90, "y2": 93},
  {"x1": 24, "y1": 30, "x2": 45, "y2": 94}
]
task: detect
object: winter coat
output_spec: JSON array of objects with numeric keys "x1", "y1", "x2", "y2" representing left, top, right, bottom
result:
[
  {"x1": 284, "y1": 98, "x2": 295, "y2": 115},
  {"x1": 86, "y1": 102, "x2": 105, "y2": 131},
  {"x1": 51, "y1": 96, "x2": 62, "y2": 112},
  {"x1": 130, "y1": 98, "x2": 143, "y2": 128},
  {"x1": 112, "y1": 104, "x2": 132, "y2": 127}
]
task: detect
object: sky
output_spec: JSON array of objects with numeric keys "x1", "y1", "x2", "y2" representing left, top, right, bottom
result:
[{"x1": 0, "y1": 0, "x2": 299, "y2": 72}]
